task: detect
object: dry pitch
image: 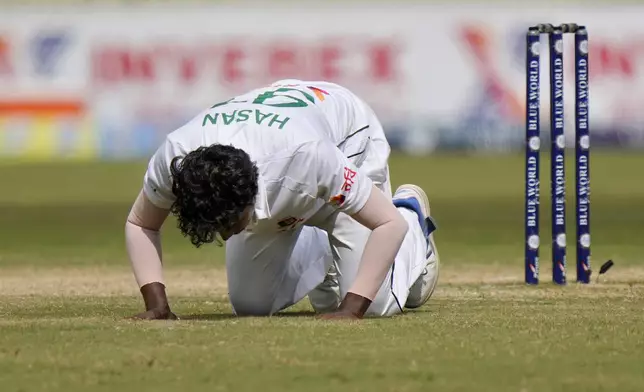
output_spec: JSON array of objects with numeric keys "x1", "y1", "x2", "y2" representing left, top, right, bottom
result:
[{"x1": 1, "y1": 152, "x2": 643, "y2": 392}]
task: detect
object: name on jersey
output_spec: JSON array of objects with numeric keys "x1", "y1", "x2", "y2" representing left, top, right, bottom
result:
[{"x1": 202, "y1": 109, "x2": 290, "y2": 129}]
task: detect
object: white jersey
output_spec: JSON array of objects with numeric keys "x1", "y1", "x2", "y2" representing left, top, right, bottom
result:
[{"x1": 143, "y1": 80, "x2": 377, "y2": 234}]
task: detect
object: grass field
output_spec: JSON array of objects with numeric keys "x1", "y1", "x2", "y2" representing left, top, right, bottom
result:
[{"x1": 1, "y1": 151, "x2": 644, "y2": 392}]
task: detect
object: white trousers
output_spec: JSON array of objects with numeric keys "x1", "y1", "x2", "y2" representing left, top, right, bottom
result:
[{"x1": 225, "y1": 193, "x2": 428, "y2": 317}]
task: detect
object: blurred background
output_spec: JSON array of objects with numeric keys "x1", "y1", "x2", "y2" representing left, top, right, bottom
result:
[
  {"x1": 1, "y1": 0, "x2": 642, "y2": 277},
  {"x1": 2, "y1": 0, "x2": 644, "y2": 159}
]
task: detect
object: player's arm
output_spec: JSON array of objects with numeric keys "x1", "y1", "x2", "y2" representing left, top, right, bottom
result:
[
  {"x1": 125, "y1": 190, "x2": 176, "y2": 320},
  {"x1": 311, "y1": 141, "x2": 408, "y2": 319},
  {"x1": 336, "y1": 185, "x2": 408, "y2": 318},
  {"x1": 125, "y1": 137, "x2": 181, "y2": 320}
]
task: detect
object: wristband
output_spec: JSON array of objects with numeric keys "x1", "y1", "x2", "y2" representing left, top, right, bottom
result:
[
  {"x1": 338, "y1": 292, "x2": 372, "y2": 318},
  {"x1": 140, "y1": 282, "x2": 170, "y2": 311}
]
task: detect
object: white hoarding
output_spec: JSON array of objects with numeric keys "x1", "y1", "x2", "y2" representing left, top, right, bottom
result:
[{"x1": 0, "y1": 4, "x2": 643, "y2": 159}]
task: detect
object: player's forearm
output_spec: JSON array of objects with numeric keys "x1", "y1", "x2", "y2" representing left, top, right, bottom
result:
[
  {"x1": 125, "y1": 221, "x2": 165, "y2": 287},
  {"x1": 125, "y1": 220, "x2": 173, "y2": 315},
  {"x1": 348, "y1": 217, "x2": 408, "y2": 300},
  {"x1": 125, "y1": 190, "x2": 174, "y2": 318}
]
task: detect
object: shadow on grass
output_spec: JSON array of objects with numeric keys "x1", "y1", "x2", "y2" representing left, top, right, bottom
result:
[{"x1": 180, "y1": 310, "x2": 316, "y2": 321}]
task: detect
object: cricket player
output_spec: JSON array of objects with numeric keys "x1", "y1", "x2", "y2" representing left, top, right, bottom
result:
[{"x1": 125, "y1": 79, "x2": 440, "y2": 320}]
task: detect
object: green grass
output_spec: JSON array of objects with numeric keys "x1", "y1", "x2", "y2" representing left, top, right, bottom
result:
[
  {"x1": 1, "y1": 151, "x2": 644, "y2": 391},
  {"x1": 2, "y1": 151, "x2": 642, "y2": 267},
  {"x1": 2, "y1": 292, "x2": 644, "y2": 392}
]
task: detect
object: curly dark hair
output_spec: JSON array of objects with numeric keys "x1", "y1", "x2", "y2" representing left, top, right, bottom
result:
[{"x1": 169, "y1": 144, "x2": 259, "y2": 247}]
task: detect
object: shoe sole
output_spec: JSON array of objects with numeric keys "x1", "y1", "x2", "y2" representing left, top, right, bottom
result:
[{"x1": 395, "y1": 184, "x2": 441, "y2": 309}]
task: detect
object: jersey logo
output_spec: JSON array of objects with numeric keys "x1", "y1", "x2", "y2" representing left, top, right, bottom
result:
[
  {"x1": 307, "y1": 86, "x2": 329, "y2": 101},
  {"x1": 277, "y1": 216, "x2": 304, "y2": 231},
  {"x1": 329, "y1": 167, "x2": 357, "y2": 207},
  {"x1": 329, "y1": 194, "x2": 346, "y2": 207}
]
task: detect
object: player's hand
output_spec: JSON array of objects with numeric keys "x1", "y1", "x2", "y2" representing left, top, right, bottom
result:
[
  {"x1": 131, "y1": 307, "x2": 179, "y2": 320},
  {"x1": 319, "y1": 292, "x2": 372, "y2": 320}
]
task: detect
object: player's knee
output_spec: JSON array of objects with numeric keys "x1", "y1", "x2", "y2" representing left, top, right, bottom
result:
[{"x1": 228, "y1": 290, "x2": 274, "y2": 316}]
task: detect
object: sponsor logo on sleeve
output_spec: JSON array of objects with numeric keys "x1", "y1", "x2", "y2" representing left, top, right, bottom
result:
[
  {"x1": 329, "y1": 167, "x2": 357, "y2": 207},
  {"x1": 341, "y1": 167, "x2": 357, "y2": 191}
]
